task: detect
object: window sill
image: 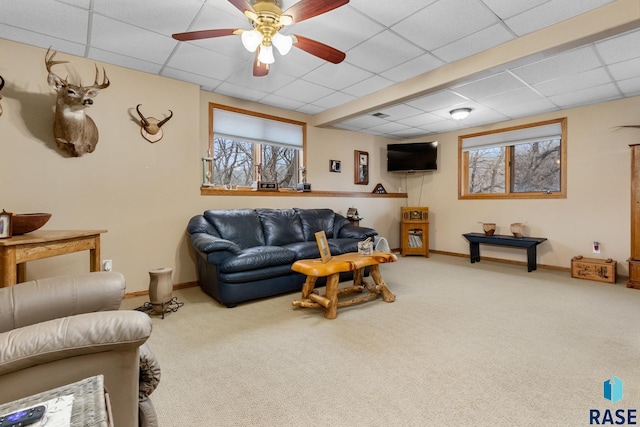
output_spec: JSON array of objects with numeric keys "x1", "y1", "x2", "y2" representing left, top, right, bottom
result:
[{"x1": 200, "y1": 187, "x2": 407, "y2": 198}]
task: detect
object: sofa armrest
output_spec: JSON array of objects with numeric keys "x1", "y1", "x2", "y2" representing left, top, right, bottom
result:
[
  {"x1": 0, "y1": 310, "x2": 151, "y2": 376},
  {"x1": 338, "y1": 224, "x2": 378, "y2": 239},
  {"x1": 190, "y1": 233, "x2": 241, "y2": 255},
  {"x1": 0, "y1": 272, "x2": 126, "y2": 333}
]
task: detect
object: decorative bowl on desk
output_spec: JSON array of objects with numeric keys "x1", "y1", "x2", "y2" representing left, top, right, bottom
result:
[{"x1": 12, "y1": 213, "x2": 52, "y2": 235}]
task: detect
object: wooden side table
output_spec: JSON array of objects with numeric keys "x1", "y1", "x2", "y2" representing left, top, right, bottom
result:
[
  {"x1": 0, "y1": 230, "x2": 107, "y2": 287},
  {"x1": 291, "y1": 251, "x2": 397, "y2": 319}
]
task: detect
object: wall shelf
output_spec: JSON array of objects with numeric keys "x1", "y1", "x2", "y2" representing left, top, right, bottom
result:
[{"x1": 200, "y1": 187, "x2": 407, "y2": 198}]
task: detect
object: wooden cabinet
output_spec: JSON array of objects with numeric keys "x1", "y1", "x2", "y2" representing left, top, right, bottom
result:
[
  {"x1": 400, "y1": 207, "x2": 429, "y2": 257},
  {"x1": 628, "y1": 144, "x2": 640, "y2": 288}
]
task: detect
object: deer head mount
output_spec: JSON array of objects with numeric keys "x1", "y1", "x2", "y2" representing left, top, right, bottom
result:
[
  {"x1": 136, "y1": 104, "x2": 173, "y2": 143},
  {"x1": 0, "y1": 75, "x2": 5, "y2": 117},
  {"x1": 45, "y1": 48, "x2": 110, "y2": 157}
]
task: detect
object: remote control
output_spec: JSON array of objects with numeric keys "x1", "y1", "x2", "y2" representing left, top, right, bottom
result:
[{"x1": 0, "y1": 405, "x2": 45, "y2": 427}]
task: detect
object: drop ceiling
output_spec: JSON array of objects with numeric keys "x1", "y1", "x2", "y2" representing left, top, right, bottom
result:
[{"x1": 1, "y1": 0, "x2": 640, "y2": 139}]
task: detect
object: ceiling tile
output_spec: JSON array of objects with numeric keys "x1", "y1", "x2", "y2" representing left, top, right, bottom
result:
[
  {"x1": 91, "y1": 15, "x2": 176, "y2": 64},
  {"x1": 452, "y1": 72, "x2": 525, "y2": 100},
  {"x1": 379, "y1": 53, "x2": 444, "y2": 83},
  {"x1": 505, "y1": 0, "x2": 615, "y2": 36},
  {"x1": 479, "y1": 0, "x2": 548, "y2": 19},
  {"x1": 489, "y1": 97, "x2": 559, "y2": 118},
  {"x1": 348, "y1": 0, "x2": 436, "y2": 27},
  {"x1": 345, "y1": 31, "x2": 425, "y2": 74},
  {"x1": 479, "y1": 87, "x2": 544, "y2": 109},
  {"x1": 88, "y1": 48, "x2": 162, "y2": 74},
  {"x1": 213, "y1": 81, "x2": 268, "y2": 102},
  {"x1": 595, "y1": 28, "x2": 640, "y2": 65},
  {"x1": 617, "y1": 76, "x2": 640, "y2": 97},
  {"x1": 283, "y1": 6, "x2": 384, "y2": 53},
  {"x1": 432, "y1": 23, "x2": 514, "y2": 63},
  {"x1": 340, "y1": 115, "x2": 390, "y2": 130},
  {"x1": 168, "y1": 43, "x2": 246, "y2": 81},
  {"x1": 396, "y1": 112, "x2": 445, "y2": 128},
  {"x1": 511, "y1": 46, "x2": 602, "y2": 85},
  {"x1": 0, "y1": 0, "x2": 88, "y2": 42},
  {"x1": 533, "y1": 68, "x2": 612, "y2": 97},
  {"x1": 549, "y1": 83, "x2": 620, "y2": 108},
  {"x1": 269, "y1": 79, "x2": 335, "y2": 104},
  {"x1": 258, "y1": 94, "x2": 307, "y2": 111},
  {"x1": 0, "y1": 23, "x2": 86, "y2": 57},
  {"x1": 377, "y1": 104, "x2": 425, "y2": 120},
  {"x1": 161, "y1": 67, "x2": 222, "y2": 91},
  {"x1": 302, "y1": 62, "x2": 373, "y2": 91},
  {"x1": 93, "y1": 0, "x2": 206, "y2": 35},
  {"x1": 341, "y1": 75, "x2": 395, "y2": 98},
  {"x1": 405, "y1": 90, "x2": 469, "y2": 112},
  {"x1": 365, "y1": 121, "x2": 413, "y2": 134},
  {"x1": 392, "y1": 0, "x2": 498, "y2": 51},
  {"x1": 312, "y1": 92, "x2": 357, "y2": 109}
]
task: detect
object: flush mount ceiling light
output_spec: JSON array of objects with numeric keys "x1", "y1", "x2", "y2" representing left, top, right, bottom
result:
[
  {"x1": 172, "y1": 0, "x2": 348, "y2": 77},
  {"x1": 450, "y1": 108, "x2": 472, "y2": 120}
]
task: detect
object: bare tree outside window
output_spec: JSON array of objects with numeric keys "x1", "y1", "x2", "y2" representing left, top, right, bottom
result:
[{"x1": 459, "y1": 118, "x2": 566, "y2": 199}]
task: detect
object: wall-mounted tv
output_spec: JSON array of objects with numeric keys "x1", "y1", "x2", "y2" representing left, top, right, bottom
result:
[{"x1": 387, "y1": 142, "x2": 438, "y2": 172}]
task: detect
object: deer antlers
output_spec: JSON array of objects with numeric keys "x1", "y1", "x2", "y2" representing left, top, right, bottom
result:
[
  {"x1": 45, "y1": 48, "x2": 110, "y2": 90},
  {"x1": 136, "y1": 104, "x2": 173, "y2": 143}
]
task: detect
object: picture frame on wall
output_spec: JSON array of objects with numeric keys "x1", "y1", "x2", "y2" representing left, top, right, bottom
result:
[
  {"x1": 330, "y1": 160, "x2": 341, "y2": 173},
  {"x1": 354, "y1": 150, "x2": 369, "y2": 185},
  {"x1": 0, "y1": 210, "x2": 13, "y2": 239}
]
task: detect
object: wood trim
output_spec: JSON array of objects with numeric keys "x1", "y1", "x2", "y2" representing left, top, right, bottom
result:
[{"x1": 200, "y1": 187, "x2": 407, "y2": 198}]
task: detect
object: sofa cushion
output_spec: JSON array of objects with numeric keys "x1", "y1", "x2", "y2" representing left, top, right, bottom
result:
[
  {"x1": 283, "y1": 241, "x2": 321, "y2": 260},
  {"x1": 328, "y1": 238, "x2": 361, "y2": 255},
  {"x1": 296, "y1": 208, "x2": 335, "y2": 241},
  {"x1": 218, "y1": 246, "x2": 296, "y2": 273},
  {"x1": 219, "y1": 264, "x2": 297, "y2": 284},
  {"x1": 204, "y1": 209, "x2": 265, "y2": 249},
  {"x1": 256, "y1": 209, "x2": 305, "y2": 246}
]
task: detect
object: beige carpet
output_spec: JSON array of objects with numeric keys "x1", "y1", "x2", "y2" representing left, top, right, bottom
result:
[{"x1": 122, "y1": 254, "x2": 640, "y2": 426}]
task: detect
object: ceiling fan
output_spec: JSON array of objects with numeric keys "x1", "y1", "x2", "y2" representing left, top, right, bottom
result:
[{"x1": 172, "y1": 0, "x2": 349, "y2": 77}]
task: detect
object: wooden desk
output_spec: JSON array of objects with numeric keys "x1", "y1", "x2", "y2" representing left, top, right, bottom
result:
[
  {"x1": 462, "y1": 232, "x2": 547, "y2": 272},
  {"x1": 0, "y1": 230, "x2": 107, "y2": 287},
  {"x1": 291, "y1": 251, "x2": 397, "y2": 319}
]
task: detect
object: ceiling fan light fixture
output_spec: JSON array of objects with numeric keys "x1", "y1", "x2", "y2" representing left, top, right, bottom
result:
[
  {"x1": 450, "y1": 108, "x2": 472, "y2": 120},
  {"x1": 241, "y1": 29, "x2": 263, "y2": 52},
  {"x1": 258, "y1": 44, "x2": 275, "y2": 64},
  {"x1": 272, "y1": 32, "x2": 293, "y2": 55}
]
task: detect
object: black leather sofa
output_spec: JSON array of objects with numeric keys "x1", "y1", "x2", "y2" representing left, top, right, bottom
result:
[{"x1": 187, "y1": 208, "x2": 377, "y2": 307}]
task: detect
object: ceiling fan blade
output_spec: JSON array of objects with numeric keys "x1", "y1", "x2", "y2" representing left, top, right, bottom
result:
[
  {"x1": 253, "y1": 52, "x2": 269, "y2": 77},
  {"x1": 172, "y1": 28, "x2": 238, "y2": 41},
  {"x1": 228, "y1": 0, "x2": 256, "y2": 15},
  {"x1": 283, "y1": 0, "x2": 349, "y2": 23},
  {"x1": 293, "y1": 35, "x2": 346, "y2": 64}
]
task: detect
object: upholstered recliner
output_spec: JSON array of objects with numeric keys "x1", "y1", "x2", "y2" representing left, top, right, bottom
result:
[{"x1": 0, "y1": 272, "x2": 160, "y2": 427}]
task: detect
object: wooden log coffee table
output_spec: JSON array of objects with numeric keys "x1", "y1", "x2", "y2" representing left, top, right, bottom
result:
[{"x1": 291, "y1": 251, "x2": 397, "y2": 319}]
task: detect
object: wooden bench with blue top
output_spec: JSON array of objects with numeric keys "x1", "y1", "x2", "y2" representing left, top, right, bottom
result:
[{"x1": 462, "y1": 232, "x2": 548, "y2": 272}]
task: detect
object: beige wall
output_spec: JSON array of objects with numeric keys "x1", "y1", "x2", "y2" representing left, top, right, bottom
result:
[
  {"x1": 405, "y1": 96, "x2": 638, "y2": 275},
  {"x1": 0, "y1": 39, "x2": 403, "y2": 293}
]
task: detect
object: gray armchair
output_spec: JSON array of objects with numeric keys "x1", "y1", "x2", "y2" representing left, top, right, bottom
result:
[{"x1": 0, "y1": 272, "x2": 160, "y2": 427}]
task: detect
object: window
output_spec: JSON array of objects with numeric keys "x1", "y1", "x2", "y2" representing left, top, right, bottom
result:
[
  {"x1": 208, "y1": 103, "x2": 305, "y2": 189},
  {"x1": 458, "y1": 118, "x2": 567, "y2": 199}
]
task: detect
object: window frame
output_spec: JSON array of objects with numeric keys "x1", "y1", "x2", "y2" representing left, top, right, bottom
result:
[
  {"x1": 207, "y1": 103, "x2": 307, "y2": 190},
  {"x1": 458, "y1": 117, "x2": 567, "y2": 200}
]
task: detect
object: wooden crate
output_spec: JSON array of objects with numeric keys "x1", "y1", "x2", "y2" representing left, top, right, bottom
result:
[{"x1": 571, "y1": 256, "x2": 617, "y2": 284}]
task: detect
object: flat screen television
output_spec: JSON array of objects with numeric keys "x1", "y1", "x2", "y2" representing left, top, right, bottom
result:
[{"x1": 387, "y1": 142, "x2": 438, "y2": 172}]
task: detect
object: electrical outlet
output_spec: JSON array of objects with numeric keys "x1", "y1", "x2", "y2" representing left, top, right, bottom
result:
[
  {"x1": 593, "y1": 242, "x2": 600, "y2": 254},
  {"x1": 103, "y1": 259, "x2": 112, "y2": 272}
]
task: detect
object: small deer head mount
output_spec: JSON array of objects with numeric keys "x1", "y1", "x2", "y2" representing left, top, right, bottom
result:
[
  {"x1": 45, "y1": 48, "x2": 110, "y2": 157},
  {"x1": 0, "y1": 75, "x2": 5, "y2": 117},
  {"x1": 136, "y1": 104, "x2": 173, "y2": 143}
]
